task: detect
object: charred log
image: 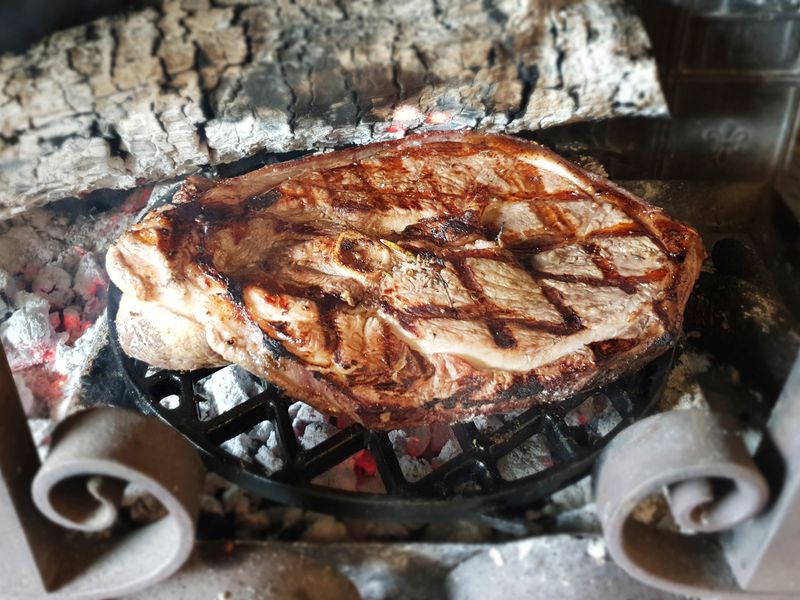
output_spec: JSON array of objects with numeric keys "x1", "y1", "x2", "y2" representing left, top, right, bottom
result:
[{"x1": 0, "y1": 0, "x2": 666, "y2": 217}]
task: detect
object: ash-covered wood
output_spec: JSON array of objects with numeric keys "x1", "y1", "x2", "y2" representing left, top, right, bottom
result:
[{"x1": 0, "y1": 0, "x2": 666, "y2": 218}]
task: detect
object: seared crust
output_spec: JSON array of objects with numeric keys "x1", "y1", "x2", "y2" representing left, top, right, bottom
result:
[{"x1": 107, "y1": 132, "x2": 704, "y2": 429}]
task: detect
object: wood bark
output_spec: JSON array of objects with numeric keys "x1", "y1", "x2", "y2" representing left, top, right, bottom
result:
[{"x1": 0, "y1": 0, "x2": 666, "y2": 218}]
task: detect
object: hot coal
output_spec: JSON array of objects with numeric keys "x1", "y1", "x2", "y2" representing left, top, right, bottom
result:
[
  {"x1": 0, "y1": 190, "x2": 146, "y2": 418},
  {"x1": 189, "y1": 363, "x2": 468, "y2": 487},
  {"x1": 185, "y1": 358, "x2": 639, "y2": 496}
]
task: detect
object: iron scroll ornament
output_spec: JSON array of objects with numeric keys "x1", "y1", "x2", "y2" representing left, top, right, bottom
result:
[
  {"x1": 595, "y1": 364, "x2": 800, "y2": 600},
  {"x1": 0, "y1": 345, "x2": 205, "y2": 600}
]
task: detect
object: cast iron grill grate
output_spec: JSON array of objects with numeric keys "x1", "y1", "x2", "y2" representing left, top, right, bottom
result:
[{"x1": 108, "y1": 285, "x2": 672, "y2": 522}]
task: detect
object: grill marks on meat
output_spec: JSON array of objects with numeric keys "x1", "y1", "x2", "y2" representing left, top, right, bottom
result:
[{"x1": 107, "y1": 132, "x2": 704, "y2": 429}]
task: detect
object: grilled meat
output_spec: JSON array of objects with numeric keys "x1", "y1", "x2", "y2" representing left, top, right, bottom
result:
[{"x1": 107, "y1": 132, "x2": 704, "y2": 429}]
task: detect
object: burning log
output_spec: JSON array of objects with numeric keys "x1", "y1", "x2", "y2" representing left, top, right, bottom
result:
[{"x1": 0, "y1": 0, "x2": 666, "y2": 217}]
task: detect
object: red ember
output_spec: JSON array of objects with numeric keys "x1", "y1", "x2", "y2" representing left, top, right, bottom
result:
[
  {"x1": 425, "y1": 111, "x2": 452, "y2": 125},
  {"x1": 405, "y1": 436, "x2": 428, "y2": 458},
  {"x1": 391, "y1": 105, "x2": 421, "y2": 121},
  {"x1": 353, "y1": 449, "x2": 377, "y2": 478},
  {"x1": 123, "y1": 186, "x2": 153, "y2": 214}
]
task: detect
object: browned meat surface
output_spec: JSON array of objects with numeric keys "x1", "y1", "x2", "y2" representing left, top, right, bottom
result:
[{"x1": 107, "y1": 132, "x2": 704, "y2": 429}]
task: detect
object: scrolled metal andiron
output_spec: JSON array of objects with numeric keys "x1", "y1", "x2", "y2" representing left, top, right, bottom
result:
[
  {"x1": 595, "y1": 356, "x2": 800, "y2": 599},
  {"x1": 0, "y1": 344, "x2": 205, "y2": 600}
]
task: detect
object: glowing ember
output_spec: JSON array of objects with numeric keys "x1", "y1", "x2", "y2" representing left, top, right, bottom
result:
[
  {"x1": 62, "y1": 309, "x2": 81, "y2": 331},
  {"x1": 402, "y1": 426, "x2": 432, "y2": 458},
  {"x1": 123, "y1": 187, "x2": 153, "y2": 214},
  {"x1": 353, "y1": 449, "x2": 377, "y2": 478},
  {"x1": 0, "y1": 185, "x2": 143, "y2": 417},
  {"x1": 391, "y1": 105, "x2": 422, "y2": 122},
  {"x1": 19, "y1": 367, "x2": 67, "y2": 405},
  {"x1": 426, "y1": 111, "x2": 452, "y2": 125},
  {"x1": 405, "y1": 436, "x2": 428, "y2": 458}
]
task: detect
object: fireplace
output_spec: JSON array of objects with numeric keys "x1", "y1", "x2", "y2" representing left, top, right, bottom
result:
[{"x1": 1, "y1": 1, "x2": 799, "y2": 599}]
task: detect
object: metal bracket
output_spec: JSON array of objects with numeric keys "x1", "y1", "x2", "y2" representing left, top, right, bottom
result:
[
  {"x1": 0, "y1": 345, "x2": 205, "y2": 599},
  {"x1": 595, "y1": 352, "x2": 800, "y2": 598}
]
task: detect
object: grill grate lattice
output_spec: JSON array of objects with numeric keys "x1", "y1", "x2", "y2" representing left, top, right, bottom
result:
[{"x1": 108, "y1": 285, "x2": 672, "y2": 521}]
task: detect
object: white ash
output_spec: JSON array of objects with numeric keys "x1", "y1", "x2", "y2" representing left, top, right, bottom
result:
[
  {"x1": 125, "y1": 289, "x2": 726, "y2": 540},
  {"x1": 28, "y1": 418, "x2": 56, "y2": 460},
  {"x1": 52, "y1": 315, "x2": 109, "y2": 419},
  {"x1": 196, "y1": 364, "x2": 265, "y2": 419},
  {"x1": 73, "y1": 253, "x2": 106, "y2": 302},
  {"x1": 221, "y1": 425, "x2": 285, "y2": 475},
  {"x1": 191, "y1": 363, "x2": 344, "y2": 472},
  {"x1": 553, "y1": 505, "x2": 602, "y2": 534},
  {"x1": 565, "y1": 394, "x2": 622, "y2": 438},
  {"x1": 32, "y1": 265, "x2": 74, "y2": 308},
  {"x1": 220, "y1": 434, "x2": 258, "y2": 461},
  {"x1": 497, "y1": 434, "x2": 552, "y2": 481},
  {"x1": 659, "y1": 350, "x2": 712, "y2": 411},
  {"x1": 432, "y1": 439, "x2": 461, "y2": 467},
  {"x1": 388, "y1": 429, "x2": 408, "y2": 450},
  {"x1": 0, "y1": 291, "x2": 67, "y2": 370},
  {"x1": 585, "y1": 537, "x2": 608, "y2": 564},
  {"x1": 159, "y1": 394, "x2": 180, "y2": 410},
  {"x1": 13, "y1": 372, "x2": 36, "y2": 415},
  {"x1": 121, "y1": 482, "x2": 168, "y2": 523},
  {"x1": 472, "y1": 415, "x2": 505, "y2": 434},
  {"x1": 300, "y1": 421, "x2": 340, "y2": 450},
  {"x1": 290, "y1": 401, "x2": 327, "y2": 424},
  {"x1": 398, "y1": 455, "x2": 434, "y2": 483},
  {"x1": 593, "y1": 401, "x2": 622, "y2": 437},
  {"x1": 248, "y1": 420, "x2": 275, "y2": 445},
  {"x1": 386, "y1": 425, "x2": 463, "y2": 481},
  {"x1": 191, "y1": 359, "x2": 525, "y2": 488},
  {"x1": 387, "y1": 427, "x2": 430, "y2": 457},
  {"x1": 254, "y1": 433, "x2": 285, "y2": 474},
  {"x1": 0, "y1": 190, "x2": 144, "y2": 419},
  {"x1": 192, "y1": 362, "x2": 468, "y2": 485}
]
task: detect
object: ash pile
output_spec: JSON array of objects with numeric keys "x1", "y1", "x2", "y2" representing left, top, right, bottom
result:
[{"x1": 0, "y1": 190, "x2": 148, "y2": 434}]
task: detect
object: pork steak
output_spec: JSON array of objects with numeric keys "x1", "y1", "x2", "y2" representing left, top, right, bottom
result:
[{"x1": 107, "y1": 132, "x2": 704, "y2": 429}]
